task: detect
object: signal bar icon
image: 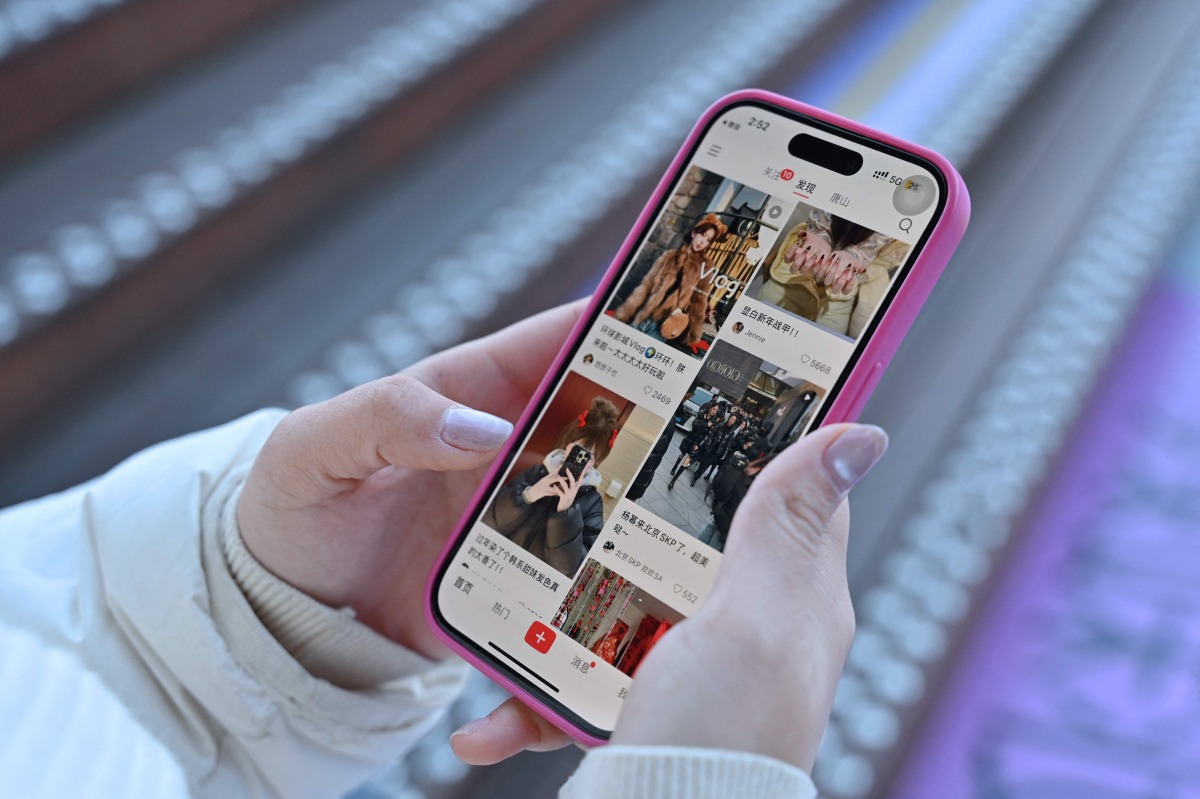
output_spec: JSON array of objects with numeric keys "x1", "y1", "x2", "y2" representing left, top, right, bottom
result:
[{"x1": 872, "y1": 169, "x2": 890, "y2": 180}]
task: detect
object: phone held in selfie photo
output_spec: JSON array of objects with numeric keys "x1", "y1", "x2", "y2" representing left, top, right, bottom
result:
[
  {"x1": 426, "y1": 89, "x2": 970, "y2": 743},
  {"x1": 560, "y1": 444, "x2": 592, "y2": 481}
]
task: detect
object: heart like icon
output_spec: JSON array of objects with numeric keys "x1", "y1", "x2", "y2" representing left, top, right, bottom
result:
[
  {"x1": 800, "y1": 354, "x2": 811, "y2": 364},
  {"x1": 643, "y1": 385, "x2": 653, "y2": 394},
  {"x1": 673, "y1": 583, "x2": 683, "y2": 594}
]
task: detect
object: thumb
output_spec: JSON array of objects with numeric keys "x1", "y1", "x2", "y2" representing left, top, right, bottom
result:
[
  {"x1": 610, "y1": 425, "x2": 887, "y2": 769},
  {"x1": 715, "y1": 424, "x2": 887, "y2": 606},
  {"x1": 266, "y1": 374, "x2": 514, "y2": 489}
]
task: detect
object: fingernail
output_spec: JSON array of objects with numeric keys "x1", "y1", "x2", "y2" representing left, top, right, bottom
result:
[
  {"x1": 441, "y1": 408, "x2": 513, "y2": 452},
  {"x1": 823, "y1": 425, "x2": 888, "y2": 494},
  {"x1": 452, "y1": 716, "x2": 490, "y2": 738}
]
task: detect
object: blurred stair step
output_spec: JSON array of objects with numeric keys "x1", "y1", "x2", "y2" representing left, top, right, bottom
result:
[
  {"x1": 0, "y1": 0, "x2": 309, "y2": 160},
  {"x1": 0, "y1": 0, "x2": 614, "y2": 439}
]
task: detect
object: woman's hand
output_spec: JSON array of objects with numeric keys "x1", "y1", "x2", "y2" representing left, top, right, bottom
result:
[
  {"x1": 788, "y1": 232, "x2": 832, "y2": 275},
  {"x1": 524, "y1": 470, "x2": 566, "y2": 505},
  {"x1": 451, "y1": 424, "x2": 886, "y2": 772},
  {"x1": 549, "y1": 468, "x2": 584, "y2": 513},
  {"x1": 827, "y1": 249, "x2": 866, "y2": 295},
  {"x1": 784, "y1": 236, "x2": 806, "y2": 270},
  {"x1": 236, "y1": 300, "x2": 586, "y2": 658}
]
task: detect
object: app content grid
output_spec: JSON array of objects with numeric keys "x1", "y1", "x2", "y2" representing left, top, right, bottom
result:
[{"x1": 437, "y1": 106, "x2": 940, "y2": 731}]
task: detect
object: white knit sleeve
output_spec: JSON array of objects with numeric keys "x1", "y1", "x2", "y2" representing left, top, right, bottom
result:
[
  {"x1": 0, "y1": 410, "x2": 466, "y2": 799},
  {"x1": 219, "y1": 478, "x2": 468, "y2": 691},
  {"x1": 194, "y1": 421, "x2": 470, "y2": 798},
  {"x1": 560, "y1": 746, "x2": 818, "y2": 799}
]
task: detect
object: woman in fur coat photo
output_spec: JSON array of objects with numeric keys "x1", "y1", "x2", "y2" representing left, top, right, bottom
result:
[{"x1": 610, "y1": 212, "x2": 728, "y2": 351}]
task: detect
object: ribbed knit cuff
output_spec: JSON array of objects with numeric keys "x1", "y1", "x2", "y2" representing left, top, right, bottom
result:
[
  {"x1": 560, "y1": 746, "x2": 817, "y2": 799},
  {"x1": 220, "y1": 476, "x2": 448, "y2": 690}
]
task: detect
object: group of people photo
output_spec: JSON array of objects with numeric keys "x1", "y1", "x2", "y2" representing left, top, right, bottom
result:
[
  {"x1": 628, "y1": 394, "x2": 774, "y2": 554},
  {"x1": 665, "y1": 396, "x2": 764, "y2": 492},
  {"x1": 628, "y1": 340, "x2": 827, "y2": 553}
]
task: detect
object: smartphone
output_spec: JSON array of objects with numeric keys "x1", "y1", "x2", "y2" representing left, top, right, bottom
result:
[
  {"x1": 559, "y1": 444, "x2": 593, "y2": 480},
  {"x1": 426, "y1": 89, "x2": 969, "y2": 744}
]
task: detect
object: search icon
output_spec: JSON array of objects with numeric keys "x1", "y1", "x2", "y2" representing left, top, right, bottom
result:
[{"x1": 899, "y1": 218, "x2": 913, "y2": 232}]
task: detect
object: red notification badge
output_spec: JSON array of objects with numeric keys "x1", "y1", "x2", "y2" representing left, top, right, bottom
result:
[{"x1": 525, "y1": 621, "x2": 556, "y2": 654}]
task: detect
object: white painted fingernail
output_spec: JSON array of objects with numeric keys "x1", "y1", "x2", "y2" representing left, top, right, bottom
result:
[
  {"x1": 441, "y1": 407, "x2": 513, "y2": 452},
  {"x1": 823, "y1": 425, "x2": 888, "y2": 494}
]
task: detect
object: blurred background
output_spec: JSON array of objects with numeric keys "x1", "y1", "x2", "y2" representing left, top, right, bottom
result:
[{"x1": 2, "y1": 0, "x2": 1200, "y2": 796}]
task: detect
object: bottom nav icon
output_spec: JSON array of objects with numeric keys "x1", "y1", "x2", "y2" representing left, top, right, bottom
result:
[{"x1": 524, "y1": 621, "x2": 556, "y2": 654}]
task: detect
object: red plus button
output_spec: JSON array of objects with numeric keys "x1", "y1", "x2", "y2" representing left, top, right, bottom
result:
[{"x1": 524, "y1": 621, "x2": 556, "y2": 654}]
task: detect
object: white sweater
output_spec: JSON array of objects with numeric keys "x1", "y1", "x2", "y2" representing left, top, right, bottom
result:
[{"x1": 0, "y1": 410, "x2": 815, "y2": 799}]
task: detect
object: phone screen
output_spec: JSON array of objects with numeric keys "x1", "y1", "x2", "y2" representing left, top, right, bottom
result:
[{"x1": 432, "y1": 100, "x2": 947, "y2": 737}]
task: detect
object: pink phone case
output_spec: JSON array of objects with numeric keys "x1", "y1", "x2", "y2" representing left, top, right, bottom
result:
[{"x1": 425, "y1": 89, "x2": 970, "y2": 746}]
